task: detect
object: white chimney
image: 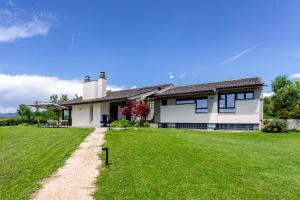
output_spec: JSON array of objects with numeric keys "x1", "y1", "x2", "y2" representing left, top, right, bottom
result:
[
  {"x1": 83, "y1": 75, "x2": 97, "y2": 100},
  {"x1": 82, "y1": 72, "x2": 107, "y2": 100},
  {"x1": 97, "y1": 72, "x2": 107, "y2": 98}
]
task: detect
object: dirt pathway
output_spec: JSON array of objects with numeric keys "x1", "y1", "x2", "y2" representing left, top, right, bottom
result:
[{"x1": 31, "y1": 128, "x2": 107, "y2": 200}]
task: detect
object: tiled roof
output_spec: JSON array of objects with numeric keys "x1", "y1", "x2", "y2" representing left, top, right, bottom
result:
[
  {"x1": 62, "y1": 77, "x2": 263, "y2": 105},
  {"x1": 62, "y1": 84, "x2": 172, "y2": 105},
  {"x1": 154, "y1": 77, "x2": 264, "y2": 97}
]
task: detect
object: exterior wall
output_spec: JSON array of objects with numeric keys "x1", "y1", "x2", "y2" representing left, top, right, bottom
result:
[
  {"x1": 83, "y1": 78, "x2": 107, "y2": 100},
  {"x1": 83, "y1": 81, "x2": 98, "y2": 100},
  {"x1": 72, "y1": 102, "x2": 110, "y2": 127},
  {"x1": 154, "y1": 99, "x2": 161, "y2": 123},
  {"x1": 72, "y1": 104, "x2": 91, "y2": 127},
  {"x1": 160, "y1": 87, "x2": 263, "y2": 126},
  {"x1": 97, "y1": 78, "x2": 107, "y2": 98}
]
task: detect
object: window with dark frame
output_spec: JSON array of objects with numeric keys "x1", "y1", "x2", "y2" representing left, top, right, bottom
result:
[
  {"x1": 219, "y1": 93, "x2": 236, "y2": 113},
  {"x1": 176, "y1": 99, "x2": 195, "y2": 105},
  {"x1": 161, "y1": 99, "x2": 167, "y2": 106},
  {"x1": 219, "y1": 91, "x2": 254, "y2": 113},
  {"x1": 196, "y1": 98, "x2": 208, "y2": 113},
  {"x1": 237, "y1": 93, "x2": 245, "y2": 100},
  {"x1": 245, "y1": 92, "x2": 254, "y2": 99}
]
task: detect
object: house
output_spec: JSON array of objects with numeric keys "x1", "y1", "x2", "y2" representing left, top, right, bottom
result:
[{"x1": 62, "y1": 72, "x2": 264, "y2": 130}]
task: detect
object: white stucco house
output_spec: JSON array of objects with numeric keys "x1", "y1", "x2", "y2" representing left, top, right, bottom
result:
[{"x1": 62, "y1": 72, "x2": 264, "y2": 130}]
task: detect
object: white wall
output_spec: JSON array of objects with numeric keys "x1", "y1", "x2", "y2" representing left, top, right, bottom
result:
[
  {"x1": 83, "y1": 77, "x2": 107, "y2": 100},
  {"x1": 160, "y1": 88, "x2": 263, "y2": 125},
  {"x1": 97, "y1": 78, "x2": 107, "y2": 98},
  {"x1": 83, "y1": 81, "x2": 98, "y2": 100},
  {"x1": 72, "y1": 102, "x2": 110, "y2": 127},
  {"x1": 72, "y1": 104, "x2": 91, "y2": 127}
]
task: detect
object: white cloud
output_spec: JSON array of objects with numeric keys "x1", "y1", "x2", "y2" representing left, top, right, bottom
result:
[
  {"x1": 0, "y1": 74, "x2": 123, "y2": 113},
  {"x1": 169, "y1": 72, "x2": 174, "y2": 79},
  {"x1": 263, "y1": 92, "x2": 274, "y2": 97},
  {"x1": 0, "y1": 2, "x2": 55, "y2": 42},
  {"x1": 222, "y1": 45, "x2": 258, "y2": 64},
  {"x1": 290, "y1": 73, "x2": 300, "y2": 80}
]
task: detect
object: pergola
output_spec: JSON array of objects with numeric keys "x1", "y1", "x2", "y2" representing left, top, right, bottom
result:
[{"x1": 29, "y1": 103, "x2": 72, "y2": 125}]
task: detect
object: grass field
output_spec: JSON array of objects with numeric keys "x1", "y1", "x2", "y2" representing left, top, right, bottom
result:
[
  {"x1": 95, "y1": 128, "x2": 300, "y2": 200},
  {"x1": 0, "y1": 126, "x2": 93, "y2": 200}
]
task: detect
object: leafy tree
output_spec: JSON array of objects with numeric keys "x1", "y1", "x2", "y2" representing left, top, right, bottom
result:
[
  {"x1": 50, "y1": 94, "x2": 58, "y2": 103},
  {"x1": 59, "y1": 94, "x2": 68, "y2": 103},
  {"x1": 265, "y1": 75, "x2": 300, "y2": 119},
  {"x1": 271, "y1": 75, "x2": 292, "y2": 92},
  {"x1": 122, "y1": 101, "x2": 149, "y2": 122},
  {"x1": 17, "y1": 104, "x2": 32, "y2": 122},
  {"x1": 263, "y1": 96, "x2": 274, "y2": 119}
]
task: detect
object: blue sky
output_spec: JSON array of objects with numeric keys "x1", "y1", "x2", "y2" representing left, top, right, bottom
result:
[{"x1": 0, "y1": 0, "x2": 300, "y2": 112}]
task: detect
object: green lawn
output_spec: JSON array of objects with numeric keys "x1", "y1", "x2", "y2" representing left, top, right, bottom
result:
[
  {"x1": 95, "y1": 128, "x2": 300, "y2": 200},
  {"x1": 0, "y1": 126, "x2": 93, "y2": 200}
]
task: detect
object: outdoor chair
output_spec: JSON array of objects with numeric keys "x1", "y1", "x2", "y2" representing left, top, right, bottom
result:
[
  {"x1": 61, "y1": 120, "x2": 69, "y2": 126},
  {"x1": 47, "y1": 120, "x2": 59, "y2": 128}
]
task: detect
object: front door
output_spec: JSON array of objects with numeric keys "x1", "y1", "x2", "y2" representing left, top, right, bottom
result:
[{"x1": 110, "y1": 104, "x2": 118, "y2": 122}]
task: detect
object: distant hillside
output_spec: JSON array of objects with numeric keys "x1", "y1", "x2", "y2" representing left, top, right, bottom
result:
[{"x1": 0, "y1": 113, "x2": 18, "y2": 118}]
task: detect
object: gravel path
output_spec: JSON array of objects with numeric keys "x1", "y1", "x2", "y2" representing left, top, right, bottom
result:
[{"x1": 31, "y1": 128, "x2": 107, "y2": 200}]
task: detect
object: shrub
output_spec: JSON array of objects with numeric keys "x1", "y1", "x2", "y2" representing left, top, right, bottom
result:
[
  {"x1": 262, "y1": 119, "x2": 287, "y2": 133},
  {"x1": 133, "y1": 120, "x2": 150, "y2": 128},
  {"x1": 110, "y1": 119, "x2": 132, "y2": 128}
]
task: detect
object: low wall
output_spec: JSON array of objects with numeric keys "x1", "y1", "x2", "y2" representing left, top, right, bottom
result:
[{"x1": 282, "y1": 119, "x2": 300, "y2": 131}]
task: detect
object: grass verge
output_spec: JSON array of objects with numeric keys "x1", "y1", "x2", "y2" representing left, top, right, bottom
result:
[
  {"x1": 95, "y1": 128, "x2": 300, "y2": 200},
  {"x1": 0, "y1": 126, "x2": 93, "y2": 200}
]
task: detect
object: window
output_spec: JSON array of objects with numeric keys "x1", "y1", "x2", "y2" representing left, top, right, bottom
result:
[
  {"x1": 227, "y1": 94, "x2": 235, "y2": 108},
  {"x1": 176, "y1": 99, "x2": 195, "y2": 105},
  {"x1": 196, "y1": 98, "x2": 208, "y2": 113},
  {"x1": 161, "y1": 99, "x2": 167, "y2": 106},
  {"x1": 245, "y1": 92, "x2": 254, "y2": 99},
  {"x1": 237, "y1": 93, "x2": 245, "y2": 100},
  {"x1": 219, "y1": 94, "x2": 226, "y2": 108},
  {"x1": 235, "y1": 91, "x2": 254, "y2": 100},
  {"x1": 219, "y1": 93, "x2": 235, "y2": 113}
]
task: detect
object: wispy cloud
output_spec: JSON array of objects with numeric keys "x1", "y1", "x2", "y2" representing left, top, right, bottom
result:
[
  {"x1": 290, "y1": 73, "x2": 300, "y2": 80},
  {"x1": 0, "y1": 1, "x2": 55, "y2": 42},
  {"x1": 263, "y1": 92, "x2": 274, "y2": 97},
  {"x1": 222, "y1": 45, "x2": 258, "y2": 64},
  {"x1": 0, "y1": 74, "x2": 123, "y2": 113}
]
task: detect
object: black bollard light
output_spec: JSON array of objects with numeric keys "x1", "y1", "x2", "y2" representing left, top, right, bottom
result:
[{"x1": 102, "y1": 147, "x2": 109, "y2": 166}]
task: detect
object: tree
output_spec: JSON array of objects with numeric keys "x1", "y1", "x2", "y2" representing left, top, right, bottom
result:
[
  {"x1": 271, "y1": 75, "x2": 292, "y2": 92},
  {"x1": 265, "y1": 75, "x2": 300, "y2": 119},
  {"x1": 59, "y1": 94, "x2": 68, "y2": 103},
  {"x1": 17, "y1": 104, "x2": 32, "y2": 122},
  {"x1": 50, "y1": 94, "x2": 58, "y2": 103},
  {"x1": 121, "y1": 101, "x2": 149, "y2": 122},
  {"x1": 263, "y1": 96, "x2": 274, "y2": 119}
]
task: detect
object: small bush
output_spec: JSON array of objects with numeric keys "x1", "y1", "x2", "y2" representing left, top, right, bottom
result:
[
  {"x1": 133, "y1": 120, "x2": 150, "y2": 128},
  {"x1": 262, "y1": 119, "x2": 287, "y2": 133},
  {"x1": 110, "y1": 119, "x2": 132, "y2": 128}
]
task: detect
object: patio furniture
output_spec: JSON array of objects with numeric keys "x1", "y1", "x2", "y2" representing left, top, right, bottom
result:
[
  {"x1": 47, "y1": 120, "x2": 60, "y2": 128},
  {"x1": 61, "y1": 120, "x2": 69, "y2": 126}
]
